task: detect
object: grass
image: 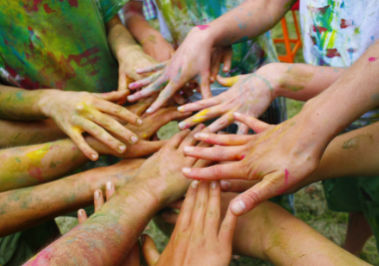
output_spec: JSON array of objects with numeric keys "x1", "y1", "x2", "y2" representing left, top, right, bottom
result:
[{"x1": 56, "y1": 11, "x2": 379, "y2": 266}]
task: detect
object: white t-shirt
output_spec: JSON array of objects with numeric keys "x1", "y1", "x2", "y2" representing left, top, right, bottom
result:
[{"x1": 300, "y1": 0, "x2": 379, "y2": 67}]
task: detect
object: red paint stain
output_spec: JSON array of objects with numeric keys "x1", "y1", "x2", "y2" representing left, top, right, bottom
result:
[
  {"x1": 312, "y1": 25, "x2": 327, "y2": 33},
  {"x1": 197, "y1": 25, "x2": 209, "y2": 30},
  {"x1": 340, "y1": 19, "x2": 352, "y2": 29},
  {"x1": 29, "y1": 248, "x2": 53, "y2": 266},
  {"x1": 239, "y1": 154, "x2": 245, "y2": 160},
  {"x1": 284, "y1": 168, "x2": 289, "y2": 186},
  {"x1": 326, "y1": 48, "x2": 341, "y2": 58},
  {"x1": 28, "y1": 167, "x2": 44, "y2": 182},
  {"x1": 368, "y1": 57, "x2": 377, "y2": 62},
  {"x1": 43, "y1": 4, "x2": 56, "y2": 13}
]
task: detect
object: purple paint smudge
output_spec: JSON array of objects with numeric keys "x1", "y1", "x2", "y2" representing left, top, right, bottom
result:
[
  {"x1": 197, "y1": 25, "x2": 209, "y2": 30},
  {"x1": 368, "y1": 57, "x2": 377, "y2": 62}
]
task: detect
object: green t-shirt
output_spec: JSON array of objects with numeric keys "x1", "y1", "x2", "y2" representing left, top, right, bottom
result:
[{"x1": 0, "y1": 0, "x2": 128, "y2": 92}]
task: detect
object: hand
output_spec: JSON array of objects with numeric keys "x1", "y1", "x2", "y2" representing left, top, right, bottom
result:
[
  {"x1": 182, "y1": 112, "x2": 321, "y2": 216},
  {"x1": 141, "y1": 33, "x2": 174, "y2": 62},
  {"x1": 142, "y1": 181, "x2": 237, "y2": 266},
  {"x1": 127, "y1": 27, "x2": 217, "y2": 113},
  {"x1": 178, "y1": 66, "x2": 276, "y2": 134},
  {"x1": 117, "y1": 45, "x2": 158, "y2": 92},
  {"x1": 77, "y1": 182, "x2": 141, "y2": 266},
  {"x1": 38, "y1": 90, "x2": 142, "y2": 160}
]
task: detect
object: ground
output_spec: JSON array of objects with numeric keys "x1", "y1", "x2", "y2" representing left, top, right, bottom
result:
[{"x1": 56, "y1": 11, "x2": 379, "y2": 266}]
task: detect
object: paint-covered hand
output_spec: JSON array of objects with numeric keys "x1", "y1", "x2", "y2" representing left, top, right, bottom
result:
[
  {"x1": 182, "y1": 112, "x2": 321, "y2": 216},
  {"x1": 38, "y1": 90, "x2": 142, "y2": 161},
  {"x1": 142, "y1": 181, "x2": 237, "y2": 266},
  {"x1": 178, "y1": 66, "x2": 276, "y2": 134},
  {"x1": 127, "y1": 26, "x2": 216, "y2": 113},
  {"x1": 117, "y1": 45, "x2": 157, "y2": 92}
]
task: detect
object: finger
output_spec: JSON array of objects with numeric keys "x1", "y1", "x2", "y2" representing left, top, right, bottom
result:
[
  {"x1": 94, "y1": 189, "x2": 104, "y2": 212},
  {"x1": 207, "y1": 112, "x2": 235, "y2": 132},
  {"x1": 216, "y1": 75, "x2": 240, "y2": 87},
  {"x1": 146, "y1": 80, "x2": 183, "y2": 114},
  {"x1": 85, "y1": 109, "x2": 138, "y2": 146},
  {"x1": 200, "y1": 72, "x2": 212, "y2": 99},
  {"x1": 205, "y1": 181, "x2": 221, "y2": 235},
  {"x1": 105, "y1": 181, "x2": 115, "y2": 201},
  {"x1": 191, "y1": 181, "x2": 209, "y2": 233},
  {"x1": 178, "y1": 106, "x2": 223, "y2": 130},
  {"x1": 129, "y1": 71, "x2": 162, "y2": 90},
  {"x1": 176, "y1": 180, "x2": 199, "y2": 232},
  {"x1": 229, "y1": 172, "x2": 283, "y2": 216},
  {"x1": 93, "y1": 99, "x2": 142, "y2": 125},
  {"x1": 166, "y1": 129, "x2": 190, "y2": 149},
  {"x1": 218, "y1": 208, "x2": 238, "y2": 243},
  {"x1": 118, "y1": 72, "x2": 127, "y2": 92},
  {"x1": 182, "y1": 161, "x2": 245, "y2": 181},
  {"x1": 222, "y1": 49, "x2": 233, "y2": 73},
  {"x1": 122, "y1": 242, "x2": 140, "y2": 266},
  {"x1": 127, "y1": 76, "x2": 167, "y2": 102},
  {"x1": 67, "y1": 127, "x2": 98, "y2": 161},
  {"x1": 210, "y1": 53, "x2": 221, "y2": 82},
  {"x1": 220, "y1": 179, "x2": 257, "y2": 192},
  {"x1": 236, "y1": 122, "x2": 249, "y2": 135},
  {"x1": 179, "y1": 124, "x2": 205, "y2": 149},
  {"x1": 177, "y1": 96, "x2": 220, "y2": 113},
  {"x1": 234, "y1": 112, "x2": 270, "y2": 133},
  {"x1": 77, "y1": 209, "x2": 88, "y2": 224},
  {"x1": 96, "y1": 90, "x2": 128, "y2": 101},
  {"x1": 141, "y1": 234, "x2": 161, "y2": 266},
  {"x1": 183, "y1": 145, "x2": 245, "y2": 161},
  {"x1": 194, "y1": 132, "x2": 252, "y2": 146},
  {"x1": 168, "y1": 199, "x2": 184, "y2": 209},
  {"x1": 160, "y1": 210, "x2": 179, "y2": 224},
  {"x1": 136, "y1": 62, "x2": 167, "y2": 74},
  {"x1": 123, "y1": 140, "x2": 164, "y2": 158},
  {"x1": 77, "y1": 117, "x2": 128, "y2": 152},
  {"x1": 173, "y1": 93, "x2": 187, "y2": 105}
]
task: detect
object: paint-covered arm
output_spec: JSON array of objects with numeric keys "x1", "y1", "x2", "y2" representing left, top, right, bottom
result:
[
  {"x1": 227, "y1": 195, "x2": 368, "y2": 265},
  {"x1": 122, "y1": 1, "x2": 174, "y2": 62},
  {"x1": 107, "y1": 15, "x2": 157, "y2": 91},
  {"x1": 25, "y1": 128, "x2": 208, "y2": 265},
  {"x1": 0, "y1": 159, "x2": 144, "y2": 236},
  {"x1": 178, "y1": 62, "x2": 344, "y2": 134}
]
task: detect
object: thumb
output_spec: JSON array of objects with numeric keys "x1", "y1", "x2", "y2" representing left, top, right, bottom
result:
[
  {"x1": 233, "y1": 112, "x2": 271, "y2": 133},
  {"x1": 142, "y1": 234, "x2": 161, "y2": 266},
  {"x1": 216, "y1": 75, "x2": 239, "y2": 87}
]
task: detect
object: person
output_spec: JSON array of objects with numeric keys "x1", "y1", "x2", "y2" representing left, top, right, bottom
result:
[
  {"x1": 123, "y1": 0, "x2": 286, "y2": 134},
  {"x1": 0, "y1": 1, "x2": 159, "y2": 159}
]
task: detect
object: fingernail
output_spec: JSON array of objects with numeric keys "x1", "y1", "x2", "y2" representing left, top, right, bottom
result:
[
  {"x1": 178, "y1": 121, "x2": 187, "y2": 129},
  {"x1": 234, "y1": 112, "x2": 242, "y2": 118},
  {"x1": 211, "y1": 181, "x2": 217, "y2": 189},
  {"x1": 230, "y1": 200, "x2": 246, "y2": 215},
  {"x1": 130, "y1": 136, "x2": 138, "y2": 144},
  {"x1": 95, "y1": 190, "x2": 101, "y2": 199},
  {"x1": 191, "y1": 180, "x2": 199, "y2": 188},
  {"x1": 118, "y1": 145, "x2": 126, "y2": 153},
  {"x1": 177, "y1": 106, "x2": 184, "y2": 112},
  {"x1": 137, "y1": 119, "x2": 143, "y2": 125},
  {"x1": 90, "y1": 153, "x2": 98, "y2": 161},
  {"x1": 127, "y1": 95, "x2": 135, "y2": 101},
  {"x1": 146, "y1": 108, "x2": 153, "y2": 113},
  {"x1": 78, "y1": 209, "x2": 85, "y2": 216},
  {"x1": 106, "y1": 181, "x2": 112, "y2": 191},
  {"x1": 194, "y1": 132, "x2": 208, "y2": 139},
  {"x1": 182, "y1": 167, "x2": 191, "y2": 175},
  {"x1": 184, "y1": 146, "x2": 194, "y2": 153},
  {"x1": 220, "y1": 180, "x2": 231, "y2": 190}
]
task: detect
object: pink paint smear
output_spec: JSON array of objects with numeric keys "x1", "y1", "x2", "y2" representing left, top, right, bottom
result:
[
  {"x1": 197, "y1": 25, "x2": 209, "y2": 30},
  {"x1": 368, "y1": 57, "x2": 377, "y2": 62}
]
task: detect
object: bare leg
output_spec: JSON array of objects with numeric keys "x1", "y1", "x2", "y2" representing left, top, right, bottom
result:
[{"x1": 344, "y1": 212, "x2": 372, "y2": 255}]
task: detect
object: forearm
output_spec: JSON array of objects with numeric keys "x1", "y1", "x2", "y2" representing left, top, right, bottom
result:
[
  {"x1": 230, "y1": 197, "x2": 367, "y2": 265},
  {"x1": 25, "y1": 169, "x2": 161, "y2": 265},
  {"x1": 265, "y1": 63, "x2": 345, "y2": 101},
  {"x1": 0, "y1": 159, "x2": 143, "y2": 236},
  {"x1": 205, "y1": 0, "x2": 294, "y2": 46},
  {"x1": 107, "y1": 15, "x2": 143, "y2": 62},
  {"x1": 0, "y1": 85, "x2": 50, "y2": 120},
  {"x1": 0, "y1": 119, "x2": 65, "y2": 148}
]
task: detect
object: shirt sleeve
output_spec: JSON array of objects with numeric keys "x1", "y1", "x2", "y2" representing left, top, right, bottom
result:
[{"x1": 99, "y1": 0, "x2": 129, "y2": 23}]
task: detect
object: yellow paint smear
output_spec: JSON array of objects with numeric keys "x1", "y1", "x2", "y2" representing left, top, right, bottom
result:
[
  {"x1": 192, "y1": 109, "x2": 210, "y2": 123},
  {"x1": 219, "y1": 76, "x2": 239, "y2": 87},
  {"x1": 26, "y1": 144, "x2": 51, "y2": 165}
]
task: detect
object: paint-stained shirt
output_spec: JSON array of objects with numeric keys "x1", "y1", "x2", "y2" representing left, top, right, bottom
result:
[
  {"x1": 146, "y1": 0, "x2": 278, "y2": 75},
  {"x1": 300, "y1": 0, "x2": 379, "y2": 67},
  {"x1": 0, "y1": 0, "x2": 128, "y2": 92}
]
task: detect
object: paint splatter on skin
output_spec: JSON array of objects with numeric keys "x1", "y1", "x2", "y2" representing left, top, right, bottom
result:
[
  {"x1": 191, "y1": 109, "x2": 210, "y2": 124},
  {"x1": 342, "y1": 134, "x2": 374, "y2": 150},
  {"x1": 197, "y1": 25, "x2": 209, "y2": 30},
  {"x1": 368, "y1": 57, "x2": 377, "y2": 62}
]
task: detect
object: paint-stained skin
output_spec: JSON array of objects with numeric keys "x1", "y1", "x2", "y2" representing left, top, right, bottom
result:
[{"x1": 0, "y1": 0, "x2": 127, "y2": 92}]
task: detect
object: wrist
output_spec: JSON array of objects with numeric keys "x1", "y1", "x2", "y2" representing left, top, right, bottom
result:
[
  {"x1": 254, "y1": 63, "x2": 284, "y2": 100},
  {"x1": 35, "y1": 89, "x2": 60, "y2": 117}
]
